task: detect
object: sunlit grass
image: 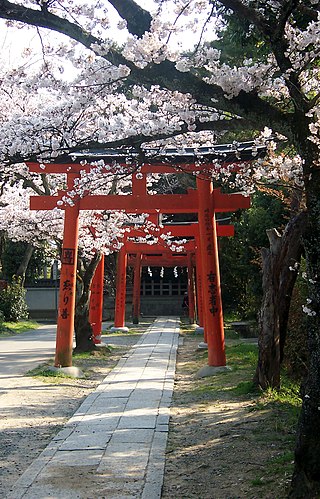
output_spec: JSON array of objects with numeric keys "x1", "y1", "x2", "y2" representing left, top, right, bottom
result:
[
  {"x1": 180, "y1": 324, "x2": 199, "y2": 334},
  {"x1": 102, "y1": 325, "x2": 147, "y2": 335},
  {"x1": 72, "y1": 345, "x2": 113, "y2": 360},
  {"x1": 190, "y1": 344, "x2": 259, "y2": 397},
  {"x1": 27, "y1": 364, "x2": 73, "y2": 381},
  {"x1": 1, "y1": 319, "x2": 39, "y2": 335},
  {"x1": 226, "y1": 343, "x2": 258, "y2": 368}
]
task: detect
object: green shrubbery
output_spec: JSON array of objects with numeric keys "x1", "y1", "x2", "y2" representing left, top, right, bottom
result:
[
  {"x1": 219, "y1": 190, "x2": 289, "y2": 320},
  {"x1": 0, "y1": 278, "x2": 28, "y2": 322},
  {"x1": 0, "y1": 309, "x2": 5, "y2": 332}
]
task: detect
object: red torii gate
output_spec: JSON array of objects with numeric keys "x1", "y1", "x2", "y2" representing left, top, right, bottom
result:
[
  {"x1": 118, "y1": 222, "x2": 234, "y2": 326},
  {"x1": 118, "y1": 240, "x2": 197, "y2": 328},
  {"x1": 89, "y1": 253, "x2": 105, "y2": 344},
  {"x1": 111, "y1": 238, "x2": 197, "y2": 331},
  {"x1": 27, "y1": 159, "x2": 250, "y2": 369},
  {"x1": 128, "y1": 250, "x2": 195, "y2": 325}
]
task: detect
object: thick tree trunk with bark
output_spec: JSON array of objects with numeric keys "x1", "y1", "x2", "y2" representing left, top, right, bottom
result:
[
  {"x1": 290, "y1": 168, "x2": 320, "y2": 497},
  {"x1": 254, "y1": 212, "x2": 306, "y2": 390},
  {"x1": 15, "y1": 243, "x2": 34, "y2": 286},
  {"x1": 74, "y1": 252, "x2": 102, "y2": 353}
]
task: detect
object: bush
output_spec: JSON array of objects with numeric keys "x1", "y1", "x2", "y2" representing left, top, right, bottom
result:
[
  {"x1": 0, "y1": 310, "x2": 6, "y2": 334},
  {"x1": 0, "y1": 278, "x2": 29, "y2": 322}
]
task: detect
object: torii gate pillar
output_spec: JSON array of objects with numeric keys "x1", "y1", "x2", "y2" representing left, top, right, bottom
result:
[
  {"x1": 132, "y1": 253, "x2": 142, "y2": 324},
  {"x1": 195, "y1": 238, "x2": 205, "y2": 331},
  {"x1": 89, "y1": 253, "x2": 105, "y2": 344},
  {"x1": 197, "y1": 176, "x2": 226, "y2": 367},
  {"x1": 112, "y1": 246, "x2": 129, "y2": 332},
  {"x1": 55, "y1": 173, "x2": 80, "y2": 367},
  {"x1": 187, "y1": 253, "x2": 196, "y2": 323}
]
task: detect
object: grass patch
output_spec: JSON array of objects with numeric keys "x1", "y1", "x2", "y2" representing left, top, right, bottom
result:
[
  {"x1": 72, "y1": 346, "x2": 113, "y2": 360},
  {"x1": 0, "y1": 319, "x2": 39, "y2": 335},
  {"x1": 226, "y1": 342, "x2": 258, "y2": 368},
  {"x1": 224, "y1": 328, "x2": 240, "y2": 340},
  {"x1": 249, "y1": 449, "x2": 295, "y2": 492},
  {"x1": 27, "y1": 346, "x2": 115, "y2": 381},
  {"x1": 27, "y1": 365, "x2": 74, "y2": 381},
  {"x1": 184, "y1": 335, "x2": 300, "y2": 426},
  {"x1": 179, "y1": 318, "x2": 198, "y2": 332},
  {"x1": 180, "y1": 325, "x2": 197, "y2": 334},
  {"x1": 251, "y1": 375, "x2": 301, "y2": 412},
  {"x1": 179, "y1": 323, "x2": 200, "y2": 335},
  {"x1": 265, "y1": 377, "x2": 301, "y2": 407},
  {"x1": 188, "y1": 342, "x2": 259, "y2": 397},
  {"x1": 232, "y1": 380, "x2": 258, "y2": 395},
  {"x1": 103, "y1": 328, "x2": 142, "y2": 335},
  {"x1": 271, "y1": 450, "x2": 294, "y2": 467},
  {"x1": 127, "y1": 328, "x2": 145, "y2": 334},
  {"x1": 251, "y1": 376, "x2": 301, "y2": 437},
  {"x1": 251, "y1": 477, "x2": 269, "y2": 487},
  {"x1": 192, "y1": 376, "x2": 259, "y2": 398}
]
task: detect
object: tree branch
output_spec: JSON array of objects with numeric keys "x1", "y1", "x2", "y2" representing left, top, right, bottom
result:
[
  {"x1": 0, "y1": 0, "x2": 290, "y2": 137},
  {"x1": 217, "y1": 0, "x2": 271, "y2": 35},
  {"x1": 0, "y1": 114, "x2": 256, "y2": 165},
  {"x1": 0, "y1": 0, "x2": 128, "y2": 66},
  {"x1": 108, "y1": 0, "x2": 152, "y2": 36}
]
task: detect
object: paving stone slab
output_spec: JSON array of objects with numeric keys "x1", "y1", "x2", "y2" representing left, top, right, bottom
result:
[
  {"x1": 110, "y1": 428, "x2": 155, "y2": 444},
  {"x1": 117, "y1": 414, "x2": 157, "y2": 429},
  {"x1": 78, "y1": 414, "x2": 121, "y2": 429},
  {"x1": 52, "y1": 427, "x2": 75, "y2": 442},
  {"x1": 97, "y1": 446, "x2": 150, "y2": 478},
  {"x1": 49, "y1": 449, "x2": 104, "y2": 466},
  {"x1": 94, "y1": 388, "x2": 134, "y2": 398},
  {"x1": 58, "y1": 431, "x2": 112, "y2": 451},
  {"x1": 88, "y1": 397, "x2": 127, "y2": 410},
  {"x1": 125, "y1": 399, "x2": 159, "y2": 411},
  {"x1": 156, "y1": 423, "x2": 169, "y2": 432}
]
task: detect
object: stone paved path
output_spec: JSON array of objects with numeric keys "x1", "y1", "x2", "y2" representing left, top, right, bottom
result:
[{"x1": 7, "y1": 317, "x2": 180, "y2": 499}]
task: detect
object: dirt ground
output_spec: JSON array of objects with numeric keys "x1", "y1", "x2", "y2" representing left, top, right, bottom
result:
[
  {"x1": 0, "y1": 325, "x2": 296, "y2": 498},
  {"x1": 162, "y1": 333, "x2": 296, "y2": 499},
  {"x1": 0, "y1": 333, "x2": 142, "y2": 498}
]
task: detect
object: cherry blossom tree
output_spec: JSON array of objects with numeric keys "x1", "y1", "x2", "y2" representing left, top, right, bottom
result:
[
  {"x1": 0, "y1": 0, "x2": 320, "y2": 494},
  {"x1": 0, "y1": 159, "x2": 184, "y2": 351},
  {"x1": 0, "y1": 163, "x2": 133, "y2": 351}
]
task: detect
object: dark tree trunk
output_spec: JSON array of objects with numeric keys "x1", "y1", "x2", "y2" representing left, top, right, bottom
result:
[
  {"x1": 15, "y1": 243, "x2": 34, "y2": 286},
  {"x1": 254, "y1": 212, "x2": 306, "y2": 390},
  {"x1": 290, "y1": 170, "x2": 320, "y2": 497},
  {"x1": 73, "y1": 252, "x2": 102, "y2": 353}
]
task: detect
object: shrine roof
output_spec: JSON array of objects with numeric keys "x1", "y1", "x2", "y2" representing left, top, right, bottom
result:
[{"x1": 70, "y1": 141, "x2": 266, "y2": 164}]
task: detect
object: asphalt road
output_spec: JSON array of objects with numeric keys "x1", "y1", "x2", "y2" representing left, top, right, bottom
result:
[{"x1": 0, "y1": 324, "x2": 57, "y2": 378}]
